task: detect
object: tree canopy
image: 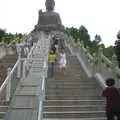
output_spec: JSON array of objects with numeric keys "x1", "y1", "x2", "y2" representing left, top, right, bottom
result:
[
  {"x1": 114, "y1": 31, "x2": 120, "y2": 67},
  {"x1": 0, "y1": 29, "x2": 24, "y2": 44},
  {"x1": 65, "y1": 25, "x2": 117, "y2": 66}
]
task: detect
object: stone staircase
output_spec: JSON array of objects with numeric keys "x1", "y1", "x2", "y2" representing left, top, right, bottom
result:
[
  {"x1": 43, "y1": 54, "x2": 106, "y2": 119},
  {"x1": 0, "y1": 53, "x2": 17, "y2": 120},
  {"x1": 0, "y1": 53, "x2": 18, "y2": 85},
  {"x1": 0, "y1": 105, "x2": 8, "y2": 120}
]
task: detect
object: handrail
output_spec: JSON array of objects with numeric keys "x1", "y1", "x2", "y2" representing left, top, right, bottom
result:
[
  {"x1": 0, "y1": 34, "x2": 34, "y2": 102},
  {"x1": 37, "y1": 61, "x2": 47, "y2": 120},
  {"x1": 100, "y1": 54, "x2": 112, "y2": 67},
  {"x1": 65, "y1": 33, "x2": 120, "y2": 87},
  {"x1": 0, "y1": 59, "x2": 20, "y2": 94}
]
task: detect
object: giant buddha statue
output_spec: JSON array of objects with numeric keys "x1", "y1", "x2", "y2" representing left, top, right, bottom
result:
[{"x1": 34, "y1": 0, "x2": 64, "y2": 32}]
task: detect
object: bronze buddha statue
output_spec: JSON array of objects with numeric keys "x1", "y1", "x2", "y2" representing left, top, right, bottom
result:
[{"x1": 34, "y1": 0, "x2": 64, "y2": 32}]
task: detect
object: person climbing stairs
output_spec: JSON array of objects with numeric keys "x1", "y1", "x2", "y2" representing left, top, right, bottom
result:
[{"x1": 43, "y1": 49, "x2": 106, "y2": 119}]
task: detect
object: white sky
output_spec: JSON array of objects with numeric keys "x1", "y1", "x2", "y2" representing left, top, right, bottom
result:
[{"x1": 0, "y1": 0, "x2": 120, "y2": 47}]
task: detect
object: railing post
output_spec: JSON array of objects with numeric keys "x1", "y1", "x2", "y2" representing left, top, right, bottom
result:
[
  {"x1": 17, "y1": 52, "x2": 21, "y2": 78},
  {"x1": 26, "y1": 59, "x2": 30, "y2": 71},
  {"x1": 112, "y1": 54, "x2": 118, "y2": 67},
  {"x1": 23, "y1": 60, "x2": 26, "y2": 79},
  {"x1": 93, "y1": 53, "x2": 97, "y2": 75},
  {"x1": 6, "y1": 68, "x2": 11, "y2": 102},
  {"x1": 98, "y1": 47, "x2": 103, "y2": 74},
  {"x1": 43, "y1": 61, "x2": 47, "y2": 78}
]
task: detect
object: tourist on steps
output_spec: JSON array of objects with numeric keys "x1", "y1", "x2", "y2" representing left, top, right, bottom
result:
[
  {"x1": 59, "y1": 50, "x2": 67, "y2": 75},
  {"x1": 102, "y1": 78, "x2": 120, "y2": 120},
  {"x1": 48, "y1": 50, "x2": 57, "y2": 77}
]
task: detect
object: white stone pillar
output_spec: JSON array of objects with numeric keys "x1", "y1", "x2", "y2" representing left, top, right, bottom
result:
[
  {"x1": 23, "y1": 60, "x2": 26, "y2": 79},
  {"x1": 6, "y1": 68, "x2": 11, "y2": 102},
  {"x1": 17, "y1": 52, "x2": 21, "y2": 78},
  {"x1": 92, "y1": 53, "x2": 97, "y2": 75},
  {"x1": 112, "y1": 54, "x2": 118, "y2": 67}
]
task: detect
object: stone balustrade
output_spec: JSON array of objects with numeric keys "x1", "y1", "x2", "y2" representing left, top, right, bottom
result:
[
  {"x1": 64, "y1": 34, "x2": 120, "y2": 89},
  {"x1": 0, "y1": 33, "x2": 39, "y2": 103}
]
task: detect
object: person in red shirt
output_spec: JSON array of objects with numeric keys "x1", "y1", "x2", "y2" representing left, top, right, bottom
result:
[{"x1": 102, "y1": 78, "x2": 120, "y2": 120}]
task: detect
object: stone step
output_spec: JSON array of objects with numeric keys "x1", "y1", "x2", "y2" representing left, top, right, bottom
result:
[
  {"x1": 43, "y1": 118, "x2": 106, "y2": 120},
  {"x1": 46, "y1": 82, "x2": 97, "y2": 86},
  {"x1": 0, "y1": 105, "x2": 8, "y2": 119},
  {"x1": 32, "y1": 66, "x2": 43, "y2": 68},
  {"x1": 43, "y1": 100, "x2": 105, "y2": 106},
  {"x1": 45, "y1": 86, "x2": 101, "y2": 89},
  {"x1": 45, "y1": 95, "x2": 103, "y2": 100},
  {"x1": 43, "y1": 111, "x2": 105, "y2": 118},
  {"x1": 43, "y1": 105, "x2": 105, "y2": 112},
  {"x1": 45, "y1": 90, "x2": 101, "y2": 95},
  {"x1": 45, "y1": 84, "x2": 100, "y2": 88},
  {"x1": 32, "y1": 63, "x2": 43, "y2": 66},
  {"x1": 0, "y1": 106, "x2": 8, "y2": 112},
  {"x1": 46, "y1": 80, "x2": 97, "y2": 83},
  {"x1": 0, "y1": 112, "x2": 6, "y2": 119},
  {"x1": 31, "y1": 69, "x2": 43, "y2": 72}
]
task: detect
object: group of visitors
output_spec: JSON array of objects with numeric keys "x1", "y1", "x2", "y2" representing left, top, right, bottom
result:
[{"x1": 48, "y1": 43, "x2": 67, "y2": 77}]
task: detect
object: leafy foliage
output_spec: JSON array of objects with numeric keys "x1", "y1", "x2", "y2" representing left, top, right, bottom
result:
[
  {"x1": 65, "y1": 26, "x2": 116, "y2": 64},
  {"x1": 0, "y1": 29, "x2": 6, "y2": 42},
  {"x1": 0, "y1": 29, "x2": 24, "y2": 44},
  {"x1": 103, "y1": 46, "x2": 114, "y2": 60},
  {"x1": 114, "y1": 38, "x2": 120, "y2": 68}
]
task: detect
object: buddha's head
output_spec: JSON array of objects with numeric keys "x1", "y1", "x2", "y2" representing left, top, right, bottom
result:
[{"x1": 45, "y1": 0, "x2": 55, "y2": 12}]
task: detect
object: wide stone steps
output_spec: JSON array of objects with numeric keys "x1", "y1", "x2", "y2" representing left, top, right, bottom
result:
[
  {"x1": 43, "y1": 105, "x2": 105, "y2": 111},
  {"x1": 0, "y1": 53, "x2": 17, "y2": 72},
  {"x1": 0, "y1": 106, "x2": 8, "y2": 112},
  {"x1": 0, "y1": 54, "x2": 17, "y2": 68},
  {"x1": 45, "y1": 85, "x2": 101, "y2": 89},
  {"x1": 0, "y1": 53, "x2": 17, "y2": 120},
  {"x1": 0, "y1": 105, "x2": 8, "y2": 119},
  {"x1": 0, "y1": 112, "x2": 5, "y2": 119},
  {"x1": 45, "y1": 90, "x2": 101, "y2": 95},
  {"x1": 43, "y1": 111, "x2": 105, "y2": 118},
  {"x1": 46, "y1": 83, "x2": 98, "y2": 88},
  {"x1": 43, "y1": 50, "x2": 105, "y2": 119},
  {"x1": 45, "y1": 95, "x2": 103, "y2": 100},
  {"x1": 43, "y1": 100, "x2": 105, "y2": 106},
  {"x1": 43, "y1": 118, "x2": 106, "y2": 120},
  {"x1": 46, "y1": 80, "x2": 97, "y2": 84}
]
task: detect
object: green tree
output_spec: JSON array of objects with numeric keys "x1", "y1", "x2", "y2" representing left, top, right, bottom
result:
[
  {"x1": 65, "y1": 26, "x2": 115, "y2": 61},
  {"x1": 78, "y1": 25, "x2": 91, "y2": 47},
  {"x1": 0, "y1": 29, "x2": 6, "y2": 42},
  {"x1": 90, "y1": 34, "x2": 102, "y2": 53},
  {"x1": 114, "y1": 30, "x2": 120, "y2": 67},
  {"x1": 103, "y1": 46, "x2": 114, "y2": 59}
]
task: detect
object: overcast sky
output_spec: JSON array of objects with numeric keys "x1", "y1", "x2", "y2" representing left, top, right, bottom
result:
[{"x1": 0, "y1": 0, "x2": 120, "y2": 47}]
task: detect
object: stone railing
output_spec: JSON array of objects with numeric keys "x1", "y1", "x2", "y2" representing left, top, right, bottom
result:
[
  {"x1": 0, "y1": 33, "x2": 39, "y2": 104},
  {"x1": 32, "y1": 33, "x2": 50, "y2": 120},
  {"x1": 20, "y1": 32, "x2": 50, "y2": 120},
  {"x1": 0, "y1": 31, "x2": 51, "y2": 120},
  {"x1": 0, "y1": 35, "x2": 31, "y2": 60},
  {"x1": 64, "y1": 34, "x2": 120, "y2": 89}
]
